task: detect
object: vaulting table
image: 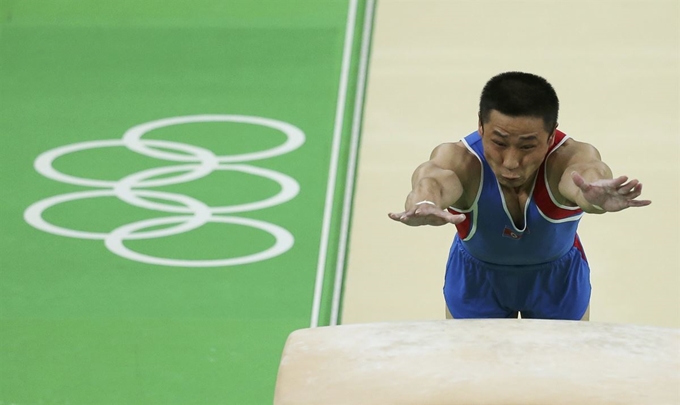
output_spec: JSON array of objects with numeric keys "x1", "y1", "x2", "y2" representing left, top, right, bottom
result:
[{"x1": 273, "y1": 319, "x2": 680, "y2": 405}]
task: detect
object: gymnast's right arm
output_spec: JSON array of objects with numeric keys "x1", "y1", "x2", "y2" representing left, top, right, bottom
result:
[{"x1": 388, "y1": 143, "x2": 468, "y2": 227}]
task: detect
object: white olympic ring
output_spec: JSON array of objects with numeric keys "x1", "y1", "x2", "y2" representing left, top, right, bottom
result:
[
  {"x1": 34, "y1": 139, "x2": 218, "y2": 188},
  {"x1": 114, "y1": 163, "x2": 300, "y2": 214},
  {"x1": 105, "y1": 216, "x2": 294, "y2": 267},
  {"x1": 24, "y1": 115, "x2": 304, "y2": 267},
  {"x1": 123, "y1": 115, "x2": 306, "y2": 163},
  {"x1": 24, "y1": 189, "x2": 212, "y2": 240}
]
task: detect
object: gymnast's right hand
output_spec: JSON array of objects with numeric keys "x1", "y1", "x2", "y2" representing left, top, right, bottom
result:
[{"x1": 388, "y1": 203, "x2": 466, "y2": 227}]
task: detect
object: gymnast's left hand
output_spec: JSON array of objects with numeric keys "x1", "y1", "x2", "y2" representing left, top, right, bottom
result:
[{"x1": 571, "y1": 172, "x2": 651, "y2": 212}]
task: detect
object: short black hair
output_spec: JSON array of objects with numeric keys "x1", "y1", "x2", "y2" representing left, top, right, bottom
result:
[{"x1": 479, "y1": 72, "x2": 559, "y2": 132}]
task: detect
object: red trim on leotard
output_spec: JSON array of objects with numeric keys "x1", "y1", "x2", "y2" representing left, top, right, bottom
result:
[
  {"x1": 574, "y1": 234, "x2": 588, "y2": 262},
  {"x1": 447, "y1": 207, "x2": 472, "y2": 240},
  {"x1": 533, "y1": 130, "x2": 584, "y2": 220}
]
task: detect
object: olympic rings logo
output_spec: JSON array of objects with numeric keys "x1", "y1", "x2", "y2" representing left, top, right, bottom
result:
[{"x1": 24, "y1": 115, "x2": 305, "y2": 267}]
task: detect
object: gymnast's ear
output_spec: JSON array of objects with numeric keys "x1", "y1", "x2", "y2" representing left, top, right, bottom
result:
[
  {"x1": 547, "y1": 122, "x2": 558, "y2": 145},
  {"x1": 477, "y1": 112, "x2": 484, "y2": 135}
]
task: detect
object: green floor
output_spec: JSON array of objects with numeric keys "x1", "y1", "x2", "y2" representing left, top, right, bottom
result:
[{"x1": 0, "y1": 1, "x2": 373, "y2": 403}]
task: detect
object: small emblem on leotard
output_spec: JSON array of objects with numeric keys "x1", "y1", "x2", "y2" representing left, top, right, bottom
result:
[{"x1": 502, "y1": 226, "x2": 523, "y2": 240}]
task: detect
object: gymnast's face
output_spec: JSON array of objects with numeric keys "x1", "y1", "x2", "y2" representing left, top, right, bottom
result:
[{"x1": 478, "y1": 110, "x2": 555, "y2": 190}]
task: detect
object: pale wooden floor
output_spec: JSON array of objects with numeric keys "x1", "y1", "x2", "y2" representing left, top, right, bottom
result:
[{"x1": 342, "y1": 0, "x2": 680, "y2": 328}]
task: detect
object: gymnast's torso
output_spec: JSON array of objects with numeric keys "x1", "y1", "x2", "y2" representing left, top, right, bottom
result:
[{"x1": 447, "y1": 130, "x2": 585, "y2": 265}]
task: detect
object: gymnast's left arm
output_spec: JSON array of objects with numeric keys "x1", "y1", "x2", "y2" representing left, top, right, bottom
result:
[{"x1": 557, "y1": 141, "x2": 652, "y2": 214}]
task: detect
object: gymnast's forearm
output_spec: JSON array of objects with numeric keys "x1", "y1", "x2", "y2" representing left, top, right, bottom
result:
[{"x1": 405, "y1": 170, "x2": 464, "y2": 211}]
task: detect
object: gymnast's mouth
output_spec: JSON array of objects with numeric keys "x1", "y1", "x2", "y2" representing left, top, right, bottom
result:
[{"x1": 498, "y1": 174, "x2": 524, "y2": 185}]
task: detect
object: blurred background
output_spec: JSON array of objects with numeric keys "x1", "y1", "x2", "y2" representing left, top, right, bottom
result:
[{"x1": 344, "y1": 0, "x2": 679, "y2": 329}]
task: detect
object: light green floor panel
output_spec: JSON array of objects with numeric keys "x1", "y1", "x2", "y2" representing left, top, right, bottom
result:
[{"x1": 0, "y1": 1, "x2": 372, "y2": 403}]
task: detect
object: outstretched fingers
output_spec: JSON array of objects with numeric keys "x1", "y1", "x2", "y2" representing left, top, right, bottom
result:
[
  {"x1": 447, "y1": 212, "x2": 467, "y2": 225},
  {"x1": 388, "y1": 211, "x2": 409, "y2": 222},
  {"x1": 611, "y1": 175, "x2": 629, "y2": 188},
  {"x1": 626, "y1": 183, "x2": 651, "y2": 206},
  {"x1": 617, "y1": 179, "x2": 639, "y2": 195},
  {"x1": 422, "y1": 209, "x2": 465, "y2": 226},
  {"x1": 627, "y1": 199, "x2": 652, "y2": 207},
  {"x1": 388, "y1": 206, "x2": 465, "y2": 226}
]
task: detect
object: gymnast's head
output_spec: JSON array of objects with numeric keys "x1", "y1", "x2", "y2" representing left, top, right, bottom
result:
[
  {"x1": 477, "y1": 72, "x2": 561, "y2": 188},
  {"x1": 479, "y1": 71, "x2": 559, "y2": 135}
]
